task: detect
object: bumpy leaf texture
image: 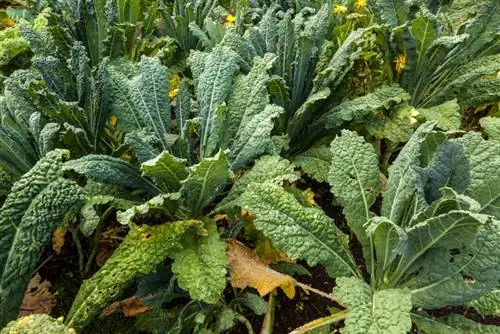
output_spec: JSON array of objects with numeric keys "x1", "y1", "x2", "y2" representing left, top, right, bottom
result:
[
  {"x1": 1, "y1": 314, "x2": 74, "y2": 334},
  {"x1": 293, "y1": 145, "x2": 332, "y2": 183},
  {"x1": 0, "y1": 150, "x2": 84, "y2": 326},
  {"x1": 239, "y1": 182, "x2": 359, "y2": 278},
  {"x1": 180, "y1": 150, "x2": 232, "y2": 216},
  {"x1": 171, "y1": 220, "x2": 227, "y2": 304},
  {"x1": 454, "y1": 133, "x2": 500, "y2": 217},
  {"x1": 480, "y1": 117, "x2": 500, "y2": 141},
  {"x1": 66, "y1": 221, "x2": 203, "y2": 330},
  {"x1": 412, "y1": 312, "x2": 500, "y2": 334},
  {"x1": 469, "y1": 289, "x2": 500, "y2": 317},
  {"x1": 382, "y1": 122, "x2": 436, "y2": 226},
  {"x1": 141, "y1": 151, "x2": 188, "y2": 193},
  {"x1": 332, "y1": 277, "x2": 412, "y2": 334},
  {"x1": 109, "y1": 57, "x2": 171, "y2": 151},
  {"x1": 216, "y1": 155, "x2": 299, "y2": 212},
  {"x1": 329, "y1": 130, "x2": 381, "y2": 257},
  {"x1": 405, "y1": 217, "x2": 500, "y2": 309}
]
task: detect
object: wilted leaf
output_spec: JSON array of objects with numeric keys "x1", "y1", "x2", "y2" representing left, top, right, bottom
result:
[
  {"x1": 19, "y1": 274, "x2": 56, "y2": 317},
  {"x1": 227, "y1": 240, "x2": 296, "y2": 299},
  {"x1": 52, "y1": 228, "x2": 67, "y2": 255},
  {"x1": 102, "y1": 296, "x2": 150, "y2": 317}
]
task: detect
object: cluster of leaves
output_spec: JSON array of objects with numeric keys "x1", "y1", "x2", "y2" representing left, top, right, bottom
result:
[{"x1": 0, "y1": 0, "x2": 499, "y2": 333}]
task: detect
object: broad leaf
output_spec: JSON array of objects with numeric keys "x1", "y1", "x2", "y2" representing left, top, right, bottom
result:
[
  {"x1": 65, "y1": 221, "x2": 203, "y2": 330},
  {"x1": 64, "y1": 155, "x2": 160, "y2": 195},
  {"x1": 382, "y1": 122, "x2": 436, "y2": 226},
  {"x1": 406, "y1": 218, "x2": 500, "y2": 309},
  {"x1": 171, "y1": 220, "x2": 227, "y2": 304},
  {"x1": 480, "y1": 117, "x2": 500, "y2": 141},
  {"x1": 141, "y1": 151, "x2": 189, "y2": 192},
  {"x1": 454, "y1": 133, "x2": 500, "y2": 217},
  {"x1": 412, "y1": 312, "x2": 500, "y2": 334},
  {"x1": 216, "y1": 155, "x2": 299, "y2": 212},
  {"x1": 180, "y1": 150, "x2": 232, "y2": 216},
  {"x1": 239, "y1": 182, "x2": 359, "y2": 278},
  {"x1": 227, "y1": 239, "x2": 296, "y2": 299},
  {"x1": 329, "y1": 130, "x2": 381, "y2": 256},
  {"x1": 331, "y1": 277, "x2": 412, "y2": 334},
  {"x1": 293, "y1": 145, "x2": 332, "y2": 183}
]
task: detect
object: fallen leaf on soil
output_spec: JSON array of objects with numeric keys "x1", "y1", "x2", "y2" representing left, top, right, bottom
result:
[
  {"x1": 102, "y1": 296, "x2": 150, "y2": 317},
  {"x1": 52, "y1": 227, "x2": 68, "y2": 254},
  {"x1": 96, "y1": 226, "x2": 126, "y2": 267},
  {"x1": 227, "y1": 239, "x2": 296, "y2": 299},
  {"x1": 19, "y1": 273, "x2": 56, "y2": 317}
]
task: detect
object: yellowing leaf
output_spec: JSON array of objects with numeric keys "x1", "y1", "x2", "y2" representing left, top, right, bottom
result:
[
  {"x1": 255, "y1": 238, "x2": 291, "y2": 265},
  {"x1": 102, "y1": 296, "x2": 150, "y2": 317},
  {"x1": 19, "y1": 273, "x2": 56, "y2": 317},
  {"x1": 227, "y1": 240, "x2": 296, "y2": 299},
  {"x1": 213, "y1": 213, "x2": 229, "y2": 222},
  {"x1": 52, "y1": 227, "x2": 67, "y2": 255}
]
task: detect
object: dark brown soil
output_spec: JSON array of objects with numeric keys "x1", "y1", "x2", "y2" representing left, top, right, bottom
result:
[{"x1": 273, "y1": 264, "x2": 340, "y2": 333}]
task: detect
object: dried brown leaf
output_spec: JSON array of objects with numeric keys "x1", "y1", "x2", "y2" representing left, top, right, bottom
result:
[
  {"x1": 102, "y1": 296, "x2": 150, "y2": 317},
  {"x1": 227, "y1": 240, "x2": 296, "y2": 299},
  {"x1": 52, "y1": 227, "x2": 67, "y2": 254},
  {"x1": 19, "y1": 273, "x2": 56, "y2": 317}
]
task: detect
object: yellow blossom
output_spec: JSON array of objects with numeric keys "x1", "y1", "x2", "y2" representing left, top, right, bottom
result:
[
  {"x1": 407, "y1": 108, "x2": 419, "y2": 125},
  {"x1": 225, "y1": 15, "x2": 237, "y2": 26},
  {"x1": 355, "y1": 0, "x2": 366, "y2": 11},
  {"x1": 168, "y1": 73, "x2": 181, "y2": 99},
  {"x1": 333, "y1": 5, "x2": 348, "y2": 15},
  {"x1": 110, "y1": 115, "x2": 117, "y2": 126},
  {"x1": 394, "y1": 54, "x2": 407, "y2": 74}
]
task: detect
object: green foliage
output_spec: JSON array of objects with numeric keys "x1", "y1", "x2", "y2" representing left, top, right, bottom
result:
[
  {"x1": 0, "y1": 26, "x2": 30, "y2": 89},
  {"x1": 329, "y1": 130, "x2": 381, "y2": 257},
  {"x1": 239, "y1": 181, "x2": 359, "y2": 278},
  {"x1": 66, "y1": 220, "x2": 204, "y2": 330},
  {"x1": 0, "y1": 150, "x2": 85, "y2": 326},
  {"x1": 1, "y1": 314, "x2": 74, "y2": 334},
  {"x1": 180, "y1": 150, "x2": 232, "y2": 216},
  {"x1": 171, "y1": 220, "x2": 227, "y2": 304},
  {"x1": 0, "y1": 1, "x2": 499, "y2": 333},
  {"x1": 412, "y1": 313, "x2": 500, "y2": 334},
  {"x1": 480, "y1": 116, "x2": 500, "y2": 141},
  {"x1": 332, "y1": 277, "x2": 412, "y2": 334}
]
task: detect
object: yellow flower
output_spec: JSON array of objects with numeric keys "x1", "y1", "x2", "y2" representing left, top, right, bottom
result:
[
  {"x1": 354, "y1": 0, "x2": 366, "y2": 11},
  {"x1": 110, "y1": 115, "x2": 117, "y2": 126},
  {"x1": 225, "y1": 15, "x2": 237, "y2": 26},
  {"x1": 394, "y1": 54, "x2": 408, "y2": 74},
  {"x1": 168, "y1": 73, "x2": 181, "y2": 99},
  {"x1": 407, "y1": 108, "x2": 420, "y2": 125},
  {"x1": 333, "y1": 5, "x2": 348, "y2": 15}
]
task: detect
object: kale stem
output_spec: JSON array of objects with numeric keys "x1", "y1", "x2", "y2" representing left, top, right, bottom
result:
[
  {"x1": 289, "y1": 309, "x2": 350, "y2": 334},
  {"x1": 69, "y1": 227, "x2": 85, "y2": 278},
  {"x1": 296, "y1": 282, "x2": 345, "y2": 308},
  {"x1": 260, "y1": 290, "x2": 276, "y2": 334}
]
